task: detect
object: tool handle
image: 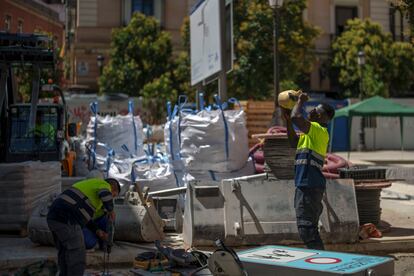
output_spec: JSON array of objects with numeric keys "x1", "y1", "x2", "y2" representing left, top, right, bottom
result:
[{"x1": 134, "y1": 182, "x2": 164, "y2": 240}]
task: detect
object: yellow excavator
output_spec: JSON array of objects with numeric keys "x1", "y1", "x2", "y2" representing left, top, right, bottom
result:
[{"x1": 0, "y1": 32, "x2": 76, "y2": 176}]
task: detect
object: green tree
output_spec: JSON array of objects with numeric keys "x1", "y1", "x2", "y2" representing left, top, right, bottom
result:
[
  {"x1": 393, "y1": 0, "x2": 414, "y2": 41},
  {"x1": 331, "y1": 18, "x2": 414, "y2": 98},
  {"x1": 172, "y1": 51, "x2": 194, "y2": 98},
  {"x1": 388, "y1": 42, "x2": 414, "y2": 95},
  {"x1": 14, "y1": 34, "x2": 63, "y2": 102},
  {"x1": 140, "y1": 72, "x2": 177, "y2": 124},
  {"x1": 173, "y1": 0, "x2": 320, "y2": 101},
  {"x1": 230, "y1": 0, "x2": 320, "y2": 100},
  {"x1": 99, "y1": 13, "x2": 173, "y2": 96},
  {"x1": 331, "y1": 19, "x2": 391, "y2": 98}
]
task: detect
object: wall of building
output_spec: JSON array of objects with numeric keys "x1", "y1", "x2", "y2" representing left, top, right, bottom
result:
[
  {"x1": 370, "y1": 0, "x2": 390, "y2": 32},
  {"x1": 70, "y1": 0, "x2": 194, "y2": 90},
  {"x1": 306, "y1": 0, "x2": 411, "y2": 92},
  {"x1": 0, "y1": 0, "x2": 64, "y2": 46},
  {"x1": 164, "y1": 0, "x2": 188, "y2": 50},
  {"x1": 71, "y1": 0, "x2": 121, "y2": 90}
]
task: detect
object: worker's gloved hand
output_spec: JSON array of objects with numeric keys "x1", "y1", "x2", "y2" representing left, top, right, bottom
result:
[
  {"x1": 96, "y1": 229, "x2": 108, "y2": 241},
  {"x1": 298, "y1": 92, "x2": 309, "y2": 102},
  {"x1": 108, "y1": 211, "x2": 116, "y2": 222},
  {"x1": 281, "y1": 108, "x2": 291, "y2": 121}
]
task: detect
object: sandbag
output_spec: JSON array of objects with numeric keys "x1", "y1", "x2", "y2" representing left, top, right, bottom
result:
[
  {"x1": 106, "y1": 155, "x2": 187, "y2": 195},
  {"x1": 27, "y1": 195, "x2": 56, "y2": 245},
  {"x1": 73, "y1": 137, "x2": 89, "y2": 176},
  {"x1": 133, "y1": 161, "x2": 186, "y2": 192}
]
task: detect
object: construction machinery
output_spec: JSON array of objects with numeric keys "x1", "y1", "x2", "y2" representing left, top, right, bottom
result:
[{"x1": 0, "y1": 32, "x2": 76, "y2": 176}]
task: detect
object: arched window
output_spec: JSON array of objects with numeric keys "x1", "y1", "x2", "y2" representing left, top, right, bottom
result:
[{"x1": 4, "y1": 15, "x2": 11, "y2": 32}]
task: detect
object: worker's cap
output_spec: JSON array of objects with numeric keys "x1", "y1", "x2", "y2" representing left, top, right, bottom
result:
[
  {"x1": 105, "y1": 178, "x2": 121, "y2": 194},
  {"x1": 86, "y1": 170, "x2": 104, "y2": 179}
]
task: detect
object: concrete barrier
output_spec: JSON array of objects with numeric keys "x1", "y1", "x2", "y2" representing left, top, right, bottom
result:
[
  {"x1": 183, "y1": 174, "x2": 359, "y2": 247},
  {"x1": 223, "y1": 175, "x2": 359, "y2": 245},
  {"x1": 183, "y1": 180, "x2": 224, "y2": 247}
]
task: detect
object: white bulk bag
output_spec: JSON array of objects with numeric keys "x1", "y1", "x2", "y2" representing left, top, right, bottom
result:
[
  {"x1": 173, "y1": 108, "x2": 249, "y2": 172},
  {"x1": 186, "y1": 158, "x2": 256, "y2": 181},
  {"x1": 132, "y1": 160, "x2": 185, "y2": 193},
  {"x1": 86, "y1": 101, "x2": 145, "y2": 159}
]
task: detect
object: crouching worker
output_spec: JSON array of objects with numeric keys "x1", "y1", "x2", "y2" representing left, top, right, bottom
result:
[{"x1": 47, "y1": 178, "x2": 120, "y2": 276}]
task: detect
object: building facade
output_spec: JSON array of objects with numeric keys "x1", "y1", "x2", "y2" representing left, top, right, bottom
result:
[
  {"x1": 0, "y1": 0, "x2": 64, "y2": 47},
  {"x1": 306, "y1": 0, "x2": 410, "y2": 92},
  {"x1": 68, "y1": 0, "x2": 194, "y2": 90},
  {"x1": 67, "y1": 0, "x2": 410, "y2": 92}
]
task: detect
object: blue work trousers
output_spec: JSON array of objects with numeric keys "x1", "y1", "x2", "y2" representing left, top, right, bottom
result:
[{"x1": 294, "y1": 187, "x2": 325, "y2": 250}]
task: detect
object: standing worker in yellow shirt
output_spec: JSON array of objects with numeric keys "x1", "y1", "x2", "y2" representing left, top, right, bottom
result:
[
  {"x1": 282, "y1": 92, "x2": 335, "y2": 250},
  {"x1": 47, "y1": 178, "x2": 120, "y2": 276}
]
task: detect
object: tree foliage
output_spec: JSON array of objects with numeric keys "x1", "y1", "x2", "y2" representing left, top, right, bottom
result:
[
  {"x1": 140, "y1": 72, "x2": 177, "y2": 124},
  {"x1": 173, "y1": 0, "x2": 320, "y2": 101},
  {"x1": 99, "y1": 13, "x2": 173, "y2": 96},
  {"x1": 14, "y1": 34, "x2": 63, "y2": 102},
  {"x1": 388, "y1": 41, "x2": 414, "y2": 94},
  {"x1": 393, "y1": 0, "x2": 414, "y2": 40},
  {"x1": 231, "y1": 0, "x2": 320, "y2": 100},
  {"x1": 331, "y1": 18, "x2": 414, "y2": 98}
]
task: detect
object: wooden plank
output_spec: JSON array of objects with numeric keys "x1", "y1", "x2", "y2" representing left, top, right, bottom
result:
[
  {"x1": 247, "y1": 124, "x2": 270, "y2": 129},
  {"x1": 248, "y1": 128, "x2": 269, "y2": 134},
  {"x1": 246, "y1": 115, "x2": 273, "y2": 121},
  {"x1": 247, "y1": 122, "x2": 271, "y2": 127},
  {"x1": 246, "y1": 106, "x2": 274, "y2": 110},
  {"x1": 247, "y1": 101, "x2": 274, "y2": 109},
  {"x1": 242, "y1": 100, "x2": 276, "y2": 143},
  {"x1": 246, "y1": 110, "x2": 273, "y2": 117},
  {"x1": 252, "y1": 133, "x2": 287, "y2": 139}
]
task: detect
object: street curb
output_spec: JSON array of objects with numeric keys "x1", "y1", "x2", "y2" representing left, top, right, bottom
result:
[{"x1": 326, "y1": 239, "x2": 414, "y2": 254}]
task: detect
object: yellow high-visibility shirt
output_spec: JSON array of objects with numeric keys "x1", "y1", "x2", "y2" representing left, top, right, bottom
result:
[
  {"x1": 72, "y1": 178, "x2": 112, "y2": 214},
  {"x1": 297, "y1": 122, "x2": 329, "y2": 157}
]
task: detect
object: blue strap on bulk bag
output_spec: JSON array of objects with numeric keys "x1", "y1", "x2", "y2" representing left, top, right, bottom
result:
[
  {"x1": 167, "y1": 101, "x2": 177, "y2": 161},
  {"x1": 89, "y1": 101, "x2": 99, "y2": 169},
  {"x1": 214, "y1": 94, "x2": 229, "y2": 159},
  {"x1": 129, "y1": 100, "x2": 139, "y2": 155},
  {"x1": 199, "y1": 92, "x2": 205, "y2": 111}
]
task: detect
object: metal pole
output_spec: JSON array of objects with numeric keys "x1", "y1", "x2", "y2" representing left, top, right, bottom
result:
[
  {"x1": 271, "y1": 7, "x2": 280, "y2": 126},
  {"x1": 29, "y1": 64, "x2": 40, "y2": 130},
  {"x1": 218, "y1": 0, "x2": 228, "y2": 101},
  {"x1": 358, "y1": 63, "x2": 366, "y2": 151},
  {"x1": 0, "y1": 65, "x2": 8, "y2": 113}
]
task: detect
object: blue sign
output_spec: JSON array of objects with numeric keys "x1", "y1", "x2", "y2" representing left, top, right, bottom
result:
[{"x1": 238, "y1": 245, "x2": 392, "y2": 274}]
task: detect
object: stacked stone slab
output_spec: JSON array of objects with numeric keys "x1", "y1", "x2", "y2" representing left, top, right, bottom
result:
[
  {"x1": 0, "y1": 161, "x2": 61, "y2": 232},
  {"x1": 263, "y1": 136, "x2": 296, "y2": 179}
]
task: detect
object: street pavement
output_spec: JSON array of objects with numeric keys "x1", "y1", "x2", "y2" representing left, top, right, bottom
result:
[
  {"x1": 335, "y1": 150, "x2": 414, "y2": 168},
  {"x1": 0, "y1": 151, "x2": 414, "y2": 274}
]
